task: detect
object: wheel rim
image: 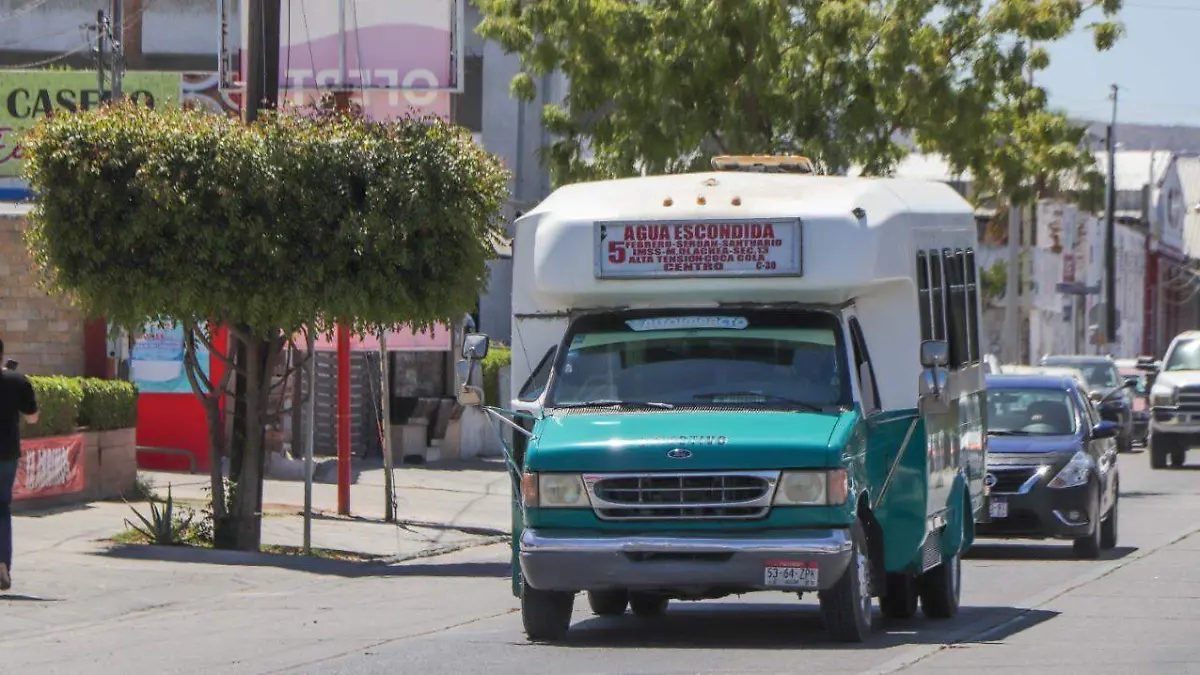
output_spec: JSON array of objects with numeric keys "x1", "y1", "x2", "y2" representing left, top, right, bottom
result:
[{"x1": 856, "y1": 547, "x2": 871, "y2": 618}]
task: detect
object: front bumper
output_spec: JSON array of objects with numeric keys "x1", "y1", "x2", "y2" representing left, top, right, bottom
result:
[
  {"x1": 519, "y1": 528, "x2": 853, "y2": 594},
  {"x1": 977, "y1": 480, "x2": 1094, "y2": 540},
  {"x1": 1150, "y1": 407, "x2": 1200, "y2": 435}
]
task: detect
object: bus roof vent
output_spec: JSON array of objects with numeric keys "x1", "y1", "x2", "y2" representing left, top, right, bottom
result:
[{"x1": 711, "y1": 154, "x2": 815, "y2": 174}]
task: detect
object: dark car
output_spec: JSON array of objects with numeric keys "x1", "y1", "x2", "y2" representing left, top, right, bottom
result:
[
  {"x1": 978, "y1": 374, "x2": 1121, "y2": 559},
  {"x1": 1040, "y1": 355, "x2": 1137, "y2": 453}
]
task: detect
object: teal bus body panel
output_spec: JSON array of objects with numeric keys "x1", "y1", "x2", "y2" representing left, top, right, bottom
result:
[
  {"x1": 525, "y1": 410, "x2": 846, "y2": 473},
  {"x1": 864, "y1": 409, "x2": 932, "y2": 573}
]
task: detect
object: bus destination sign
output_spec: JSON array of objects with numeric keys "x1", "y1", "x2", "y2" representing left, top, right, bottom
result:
[{"x1": 594, "y1": 218, "x2": 803, "y2": 279}]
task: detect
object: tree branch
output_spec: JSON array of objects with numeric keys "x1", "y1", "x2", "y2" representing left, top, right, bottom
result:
[{"x1": 193, "y1": 325, "x2": 247, "y2": 378}]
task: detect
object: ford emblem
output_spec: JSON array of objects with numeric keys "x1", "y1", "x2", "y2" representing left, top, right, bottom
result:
[
  {"x1": 667, "y1": 448, "x2": 693, "y2": 459},
  {"x1": 984, "y1": 473, "x2": 997, "y2": 488}
]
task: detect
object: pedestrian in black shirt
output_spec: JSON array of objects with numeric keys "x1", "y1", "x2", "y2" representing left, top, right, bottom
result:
[{"x1": 0, "y1": 339, "x2": 39, "y2": 592}]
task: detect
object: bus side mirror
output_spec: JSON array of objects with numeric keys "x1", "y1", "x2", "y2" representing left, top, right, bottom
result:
[
  {"x1": 462, "y1": 334, "x2": 490, "y2": 360},
  {"x1": 920, "y1": 340, "x2": 949, "y2": 369}
]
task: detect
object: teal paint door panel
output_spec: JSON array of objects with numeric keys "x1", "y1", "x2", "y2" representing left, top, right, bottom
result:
[
  {"x1": 525, "y1": 410, "x2": 850, "y2": 472},
  {"x1": 865, "y1": 409, "x2": 930, "y2": 572}
]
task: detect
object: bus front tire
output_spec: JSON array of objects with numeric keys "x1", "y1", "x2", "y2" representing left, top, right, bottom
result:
[
  {"x1": 819, "y1": 521, "x2": 873, "y2": 642},
  {"x1": 521, "y1": 583, "x2": 574, "y2": 642},
  {"x1": 919, "y1": 552, "x2": 961, "y2": 619}
]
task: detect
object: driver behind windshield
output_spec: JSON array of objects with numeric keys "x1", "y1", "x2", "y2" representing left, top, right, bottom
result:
[{"x1": 990, "y1": 390, "x2": 1078, "y2": 436}]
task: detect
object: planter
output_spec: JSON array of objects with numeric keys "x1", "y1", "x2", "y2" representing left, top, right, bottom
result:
[{"x1": 96, "y1": 428, "x2": 138, "y2": 500}]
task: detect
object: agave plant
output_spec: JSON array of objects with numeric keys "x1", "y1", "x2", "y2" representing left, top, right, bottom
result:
[{"x1": 124, "y1": 485, "x2": 195, "y2": 546}]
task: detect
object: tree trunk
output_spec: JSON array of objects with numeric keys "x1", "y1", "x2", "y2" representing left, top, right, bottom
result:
[
  {"x1": 289, "y1": 340, "x2": 305, "y2": 459},
  {"x1": 229, "y1": 331, "x2": 285, "y2": 551}
]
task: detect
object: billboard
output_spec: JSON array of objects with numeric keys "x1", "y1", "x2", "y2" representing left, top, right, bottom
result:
[
  {"x1": 0, "y1": 70, "x2": 181, "y2": 178},
  {"x1": 225, "y1": 0, "x2": 462, "y2": 121}
]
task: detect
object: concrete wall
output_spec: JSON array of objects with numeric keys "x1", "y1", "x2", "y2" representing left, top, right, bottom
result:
[{"x1": 0, "y1": 213, "x2": 87, "y2": 376}]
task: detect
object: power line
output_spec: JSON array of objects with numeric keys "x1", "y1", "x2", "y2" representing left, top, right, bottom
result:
[
  {"x1": 1122, "y1": 2, "x2": 1200, "y2": 11},
  {"x1": 0, "y1": 40, "x2": 90, "y2": 69},
  {"x1": 0, "y1": 0, "x2": 57, "y2": 24}
]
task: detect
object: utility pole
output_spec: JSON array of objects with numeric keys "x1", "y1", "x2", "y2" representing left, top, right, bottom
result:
[
  {"x1": 1004, "y1": 200, "x2": 1022, "y2": 364},
  {"x1": 379, "y1": 330, "x2": 395, "y2": 523},
  {"x1": 110, "y1": 0, "x2": 124, "y2": 101},
  {"x1": 334, "y1": 0, "x2": 355, "y2": 517},
  {"x1": 95, "y1": 10, "x2": 107, "y2": 99},
  {"x1": 1104, "y1": 84, "x2": 1119, "y2": 346}
]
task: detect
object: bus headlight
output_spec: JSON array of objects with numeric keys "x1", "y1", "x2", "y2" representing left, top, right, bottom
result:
[
  {"x1": 525, "y1": 473, "x2": 589, "y2": 508},
  {"x1": 774, "y1": 470, "x2": 848, "y2": 506}
]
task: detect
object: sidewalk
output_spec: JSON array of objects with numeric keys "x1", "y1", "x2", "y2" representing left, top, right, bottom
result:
[{"x1": 128, "y1": 457, "x2": 514, "y2": 560}]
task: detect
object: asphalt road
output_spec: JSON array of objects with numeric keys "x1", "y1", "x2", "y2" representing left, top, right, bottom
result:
[{"x1": 6, "y1": 447, "x2": 1200, "y2": 675}]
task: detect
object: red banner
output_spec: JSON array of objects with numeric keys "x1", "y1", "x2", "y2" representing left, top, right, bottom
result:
[{"x1": 14, "y1": 434, "x2": 86, "y2": 501}]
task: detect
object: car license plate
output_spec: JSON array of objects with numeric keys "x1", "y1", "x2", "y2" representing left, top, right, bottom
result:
[
  {"x1": 990, "y1": 498, "x2": 1008, "y2": 518},
  {"x1": 764, "y1": 560, "x2": 819, "y2": 588}
]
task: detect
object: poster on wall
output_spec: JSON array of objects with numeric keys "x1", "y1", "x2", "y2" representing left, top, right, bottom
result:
[
  {"x1": 130, "y1": 322, "x2": 211, "y2": 394},
  {"x1": 13, "y1": 434, "x2": 85, "y2": 501}
]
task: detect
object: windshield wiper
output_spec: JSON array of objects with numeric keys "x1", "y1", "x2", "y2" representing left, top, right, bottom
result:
[
  {"x1": 554, "y1": 399, "x2": 675, "y2": 410},
  {"x1": 693, "y1": 392, "x2": 826, "y2": 413},
  {"x1": 988, "y1": 429, "x2": 1035, "y2": 436}
]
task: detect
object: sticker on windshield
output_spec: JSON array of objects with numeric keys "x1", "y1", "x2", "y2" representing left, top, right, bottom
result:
[{"x1": 625, "y1": 316, "x2": 749, "y2": 331}]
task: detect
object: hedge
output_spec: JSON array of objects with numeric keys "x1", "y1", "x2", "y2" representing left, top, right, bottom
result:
[
  {"x1": 481, "y1": 343, "x2": 512, "y2": 407},
  {"x1": 22, "y1": 376, "x2": 139, "y2": 439}
]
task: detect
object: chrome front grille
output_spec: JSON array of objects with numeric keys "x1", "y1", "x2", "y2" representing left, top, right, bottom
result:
[
  {"x1": 1178, "y1": 386, "x2": 1200, "y2": 411},
  {"x1": 583, "y1": 471, "x2": 778, "y2": 521}
]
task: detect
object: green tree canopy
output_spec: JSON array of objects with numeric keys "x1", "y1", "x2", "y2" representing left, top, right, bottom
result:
[
  {"x1": 477, "y1": 0, "x2": 1122, "y2": 201},
  {"x1": 22, "y1": 103, "x2": 508, "y2": 337}
]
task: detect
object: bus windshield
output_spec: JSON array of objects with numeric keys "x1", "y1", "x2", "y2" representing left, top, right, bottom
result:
[{"x1": 545, "y1": 310, "x2": 852, "y2": 411}]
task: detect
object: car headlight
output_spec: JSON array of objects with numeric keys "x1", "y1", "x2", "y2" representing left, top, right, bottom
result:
[
  {"x1": 1047, "y1": 451, "x2": 1094, "y2": 489},
  {"x1": 773, "y1": 470, "x2": 849, "y2": 506},
  {"x1": 1151, "y1": 385, "x2": 1176, "y2": 407},
  {"x1": 521, "y1": 473, "x2": 589, "y2": 508}
]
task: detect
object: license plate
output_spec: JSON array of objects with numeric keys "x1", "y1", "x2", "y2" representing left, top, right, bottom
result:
[
  {"x1": 989, "y1": 498, "x2": 1008, "y2": 518},
  {"x1": 764, "y1": 560, "x2": 819, "y2": 588}
]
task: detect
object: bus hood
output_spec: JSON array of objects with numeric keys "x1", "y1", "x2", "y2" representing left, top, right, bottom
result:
[{"x1": 525, "y1": 409, "x2": 854, "y2": 473}]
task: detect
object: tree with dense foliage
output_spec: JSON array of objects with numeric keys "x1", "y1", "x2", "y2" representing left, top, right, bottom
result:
[
  {"x1": 476, "y1": 0, "x2": 1122, "y2": 201},
  {"x1": 21, "y1": 101, "x2": 509, "y2": 549}
]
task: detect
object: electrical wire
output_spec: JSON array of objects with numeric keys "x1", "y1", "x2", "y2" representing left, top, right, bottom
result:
[
  {"x1": 350, "y1": 0, "x2": 365, "y2": 100},
  {"x1": 281, "y1": 0, "x2": 292, "y2": 104},
  {"x1": 0, "y1": 39, "x2": 90, "y2": 69},
  {"x1": 0, "y1": 0, "x2": 57, "y2": 24}
]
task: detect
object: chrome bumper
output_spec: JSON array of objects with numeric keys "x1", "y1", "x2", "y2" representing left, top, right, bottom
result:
[
  {"x1": 519, "y1": 528, "x2": 853, "y2": 594},
  {"x1": 1150, "y1": 408, "x2": 1200, "y2": 434}
]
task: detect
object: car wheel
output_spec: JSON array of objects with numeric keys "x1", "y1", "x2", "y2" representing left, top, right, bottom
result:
[
  {"x1": 628, "y1": 593, "x2": 669, "y2": 617},
  {"x1": 879, "y1": 572, "x2": 919, "y2": 620},
  {"x1": 1170, "y1": 445, "x2": 1188, "y2": 468},
  {"x1": 819, "y1": 520, "x2": 873, "y2": 642},
  {"x1": 1150, "y1": 436, "x2": 1170, "y2": 469},
  {"x1": 521, "y1": 582, "x2": 574, "y2": 642},
  {"x1": 1073, "y1": 486, "x2": 1102, "y2": 560},
  {"x1": 1101, "y1": 493, "x2": 1119, "y2": 550},
  {"x1": 586, "y1": 590, "x2": 628, "y2": 617},
  {"x1": 918, "y1": 551, "x2": 961, "y2": 619}
]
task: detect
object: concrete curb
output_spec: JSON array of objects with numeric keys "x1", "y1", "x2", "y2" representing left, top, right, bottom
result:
[{"x1": 858, "y1": 522, "x2": 1200, "y2": 675}]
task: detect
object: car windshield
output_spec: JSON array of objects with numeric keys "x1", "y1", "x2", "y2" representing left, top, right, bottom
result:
[
  {"x1": 988, "y1": 388, "x2": 1078, "y2": 436},
  {"x1": 1166, "y1": 340, "x2": 1200, "y2": 372},
  {"x1": 545, "y1": 310, "x2": 851, "y2": 410},
  {"x1": 1043, "y1": 359, "x2": 1118, "y2": 389}
]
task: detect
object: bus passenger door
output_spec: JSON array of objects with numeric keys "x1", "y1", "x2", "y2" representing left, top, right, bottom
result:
[{"x1": 507, "y1": 347, "x2": 555, "y2": 597}]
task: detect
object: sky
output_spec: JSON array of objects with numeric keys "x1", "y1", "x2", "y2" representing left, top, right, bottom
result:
[{"x1": 1041, "y1": 1, "x2": 1200, "y2": 127}]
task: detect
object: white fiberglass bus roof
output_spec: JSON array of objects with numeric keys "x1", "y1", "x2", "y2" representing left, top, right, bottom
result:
[{"x1": 512, "y1": 171, "x2": 976, "y2": 316}]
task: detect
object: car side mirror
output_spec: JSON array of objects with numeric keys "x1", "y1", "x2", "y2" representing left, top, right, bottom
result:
[
  {"x1": 1123, "y1": 379, "x2": 1138, "y2": 390},
  {"x1": 920, "y1": 340, "x2": 949, "y2": 368},
  {"x1": 1091, "y1": 420, "x2": 1119, "y2": 439},
  {"x1": 462, "y1": 333, "x2": 490, "y2": 360}
]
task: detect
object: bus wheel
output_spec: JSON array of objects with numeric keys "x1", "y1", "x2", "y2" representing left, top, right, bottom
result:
[
  {"x1": 587, "y1": 590, "x2": 629, "y2": 616},
  {"x1": 880, "y1": 572, "x2": 919, "y2": 620},
  {"x1": 919, "y1": 552, "x2": 961, "y2": 619},
  {"x1": 521, "y1": 582, "x2": 574, "y2": 642},
  {"x1": 819, "y1": 521, "x2": 873, "y2": 642}
]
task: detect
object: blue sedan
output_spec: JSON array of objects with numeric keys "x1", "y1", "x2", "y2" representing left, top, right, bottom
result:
[{"x1": 978, "y1": 374, "x2": 1121, "y2": 559}]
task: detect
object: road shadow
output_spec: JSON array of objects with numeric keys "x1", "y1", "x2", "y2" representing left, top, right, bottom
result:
[
  {"x1": 1121, "y1": 490, "x2": 1171, "y2": 499},
  {"x1": 94, "y1": 543, "x2": 511, "y2": 579},
  {"x1": 0, "y1": 593, "x2": 61, "y2": 602},
  {"x1": 549, "y1": 603, "x2": 1059, "y2": 650},
  {"x1": 303, "y1": 511, "x2": 508, "y2": 537},
  {"x1": 967, "y1": 542, "x2": 1137, "y2": 561},
  {"x1": 13, "y1": 502, "x2": 96, "y2": 518}
]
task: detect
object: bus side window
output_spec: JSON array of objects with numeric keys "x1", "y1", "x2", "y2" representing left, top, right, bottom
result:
[
  {"x1": 917, "y1": 251, "x2": 933, "y2": 341},
  {"x1": 965, "y1": 248, "x2": 980, "y2": 364},
  {"x1": 848, "y1": 317, "x2": 882, "y2": 415}
]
